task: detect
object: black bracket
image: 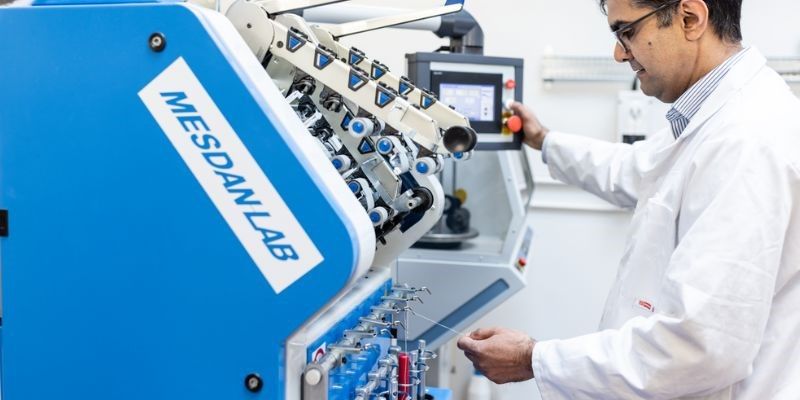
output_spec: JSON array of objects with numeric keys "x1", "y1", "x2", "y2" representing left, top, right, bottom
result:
[{"x1": 0, "y1": 209, "x2": 8, "y2": 237}]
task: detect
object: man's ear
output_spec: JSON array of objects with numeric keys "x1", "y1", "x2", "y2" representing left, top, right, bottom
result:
[{"x1": 679, "y1": 0, "x2": 710, "y2": 41}]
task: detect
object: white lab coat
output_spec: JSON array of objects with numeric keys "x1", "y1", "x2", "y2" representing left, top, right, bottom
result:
[{"x1": 532, "y1": 48, "x2": 800, "y2": 399}]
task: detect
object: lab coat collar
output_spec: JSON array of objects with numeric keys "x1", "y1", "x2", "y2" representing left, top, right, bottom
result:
[
  {"x1": 673, "y1": 46, "x2": 766, "y2": 143},
  {"x1": 635, "y1": 47, "x2": 766, "y2": 191}
]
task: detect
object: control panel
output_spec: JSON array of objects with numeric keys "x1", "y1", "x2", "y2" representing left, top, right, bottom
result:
[{"x1": 407, "y1": 53, "x2": 524, "y2": 150}]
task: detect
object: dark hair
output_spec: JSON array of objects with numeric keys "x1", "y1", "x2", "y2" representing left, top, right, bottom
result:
[{"x1": 599, "y1": 0, "x2": 743, "y2": 42}]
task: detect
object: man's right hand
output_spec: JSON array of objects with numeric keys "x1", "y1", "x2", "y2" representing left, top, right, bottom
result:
[{"x1": 509, "y1": 101, "x2": 549, "y2": 150}]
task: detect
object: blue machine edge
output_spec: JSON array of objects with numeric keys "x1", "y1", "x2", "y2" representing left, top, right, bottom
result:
[
  {"x1": 0, "y1": 3, "x2": 359, "y2": 399},
  {"x1": 32, "y1": 0, "x2": 181, "y2": 5}
]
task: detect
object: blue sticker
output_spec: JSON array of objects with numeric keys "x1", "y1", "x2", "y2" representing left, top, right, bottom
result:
[
  {"x1": 341, "y1": 113, "x2": 354, "y2": 130},
  {"x1": 399, "y1": 81, "x2": 413, "y2": 95},
  {"x1": 287, "y1": 34, "x2": 305, "y2": 52},
  {"x1": 372, "y1": 66, "x2": 386, "y2": 79},
  {"x1": 314, "y1": 51, "x2": 333, "y2": 70},
  {"x1": 421, "y1": 95, "x2": 435, "y2": 109},
  {"x1": 358, "y1": 138, "x2": 375, "y2": 154},
  {"x1": 375, "y1": 88, "x2": 395, "y2": 108},
  {"x1": 348, "y1": 71, "x2": 367, "y2": 91},
  {"x1": 349, "y1": 52, "x2": 364, "y2": 66}
]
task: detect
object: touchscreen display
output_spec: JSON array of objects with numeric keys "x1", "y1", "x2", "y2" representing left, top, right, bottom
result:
[{"x1": 439, "y1": 83, "x2": 496, "y2": 122}]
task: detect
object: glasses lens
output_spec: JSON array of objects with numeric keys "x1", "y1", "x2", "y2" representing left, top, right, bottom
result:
[{"x1": 615, "y1": 32, "x2": 629, "y2": 52}]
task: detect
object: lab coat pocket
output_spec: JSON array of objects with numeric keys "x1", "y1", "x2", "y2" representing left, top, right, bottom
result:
[{"x1": 618, "y1": 199, "x2": 677, "y2": 317}]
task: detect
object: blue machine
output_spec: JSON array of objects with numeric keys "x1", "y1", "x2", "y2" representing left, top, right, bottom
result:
[
  {"x1": 0, "y1": 0, "x2": 476, "y2": 399},
  {"x1": 0, "y1": 2, "x2": 367, "y2": 399}
]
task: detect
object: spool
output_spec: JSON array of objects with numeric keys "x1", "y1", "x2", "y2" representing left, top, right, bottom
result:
[
  {"x1": 413, "y1": 157, "x2": 437, "y2": 176},
  {"x1": 331, "y1": 155, "x2": 351, "y2": 173},
  {"x1": 348, "y1": 117, "x2": 378, "y2": 137},
  {"x1": 398, "y1": 352, "x2": 411, "y2": 400}
]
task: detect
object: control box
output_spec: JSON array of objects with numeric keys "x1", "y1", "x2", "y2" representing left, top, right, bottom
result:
[{"x1": 407, "y1": 53, "x2": 524, "y2": 150}]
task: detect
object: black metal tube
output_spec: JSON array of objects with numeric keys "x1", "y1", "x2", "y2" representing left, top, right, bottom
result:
[{"x1": 433, "y1": 10, "x2": 484, "y2": 54}]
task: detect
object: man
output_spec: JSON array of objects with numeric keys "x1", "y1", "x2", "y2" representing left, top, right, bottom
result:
[{"x1": 457, "y1": 0, "x2": 800, "y2": 398}]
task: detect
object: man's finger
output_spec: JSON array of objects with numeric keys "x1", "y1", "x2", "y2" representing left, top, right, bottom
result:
[
  {"x1": 509, "y1": 102, "x2": 532, "y2": 119},
  {"x1": 470, "y1": 327, "x2": 499, "y2": 340},
  {"x1": 457, "y1": 335, "x2": 479, "y2": 352}
]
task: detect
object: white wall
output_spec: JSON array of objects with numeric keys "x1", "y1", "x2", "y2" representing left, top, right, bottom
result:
[{"x1": 337, "y1": 1, "x2": 800, "y2": 399}]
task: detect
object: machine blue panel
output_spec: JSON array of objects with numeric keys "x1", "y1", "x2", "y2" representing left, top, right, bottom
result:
[
  {"x1": 304, "y1": 280, "x2": 394, "y2": 400},
  {"x1": 427, "y1": 387, "x2": 453, "y2": 400},
  {"x1": 32, "y1": 0, "x2": 178, "y2": 5},
  {"x1": 0, "y1": 3, "x2": 359, "y2": 399}
]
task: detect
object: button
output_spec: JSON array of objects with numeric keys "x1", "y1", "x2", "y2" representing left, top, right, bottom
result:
[
  {"x1": 506, "y1": 115, "x2": 523, "y2": 133},
  {"x1": 305, "y1": 369, "x2": 322, "y2": 386},
  {"x1": 505, "y1": 79, "x2": 516, "y2": 89},
  {"x1": 517, "y1": 257, "x2": 527, "y2": 267},
  {"x1": 358, "y1": 138, "x2": 375, "y2": 154}
]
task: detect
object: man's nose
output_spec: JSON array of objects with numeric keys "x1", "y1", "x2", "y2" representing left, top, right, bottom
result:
[{"x1": 613, "y1": 42, "x2": 631, "y2": 63}]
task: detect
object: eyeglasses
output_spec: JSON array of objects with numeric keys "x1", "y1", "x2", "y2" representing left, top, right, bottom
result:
[{"x1": 612, "y1": 0, "x2": 681, "y2": 53}]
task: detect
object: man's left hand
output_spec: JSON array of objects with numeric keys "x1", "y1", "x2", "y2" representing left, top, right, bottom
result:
[{"x1": 456, "y1": 327, "x2": 536, "y2": 384}]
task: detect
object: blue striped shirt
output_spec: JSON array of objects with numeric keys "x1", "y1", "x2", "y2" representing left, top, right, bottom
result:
[{"x1": 667, "y1": 47, "x2": 749, "y2": 139}]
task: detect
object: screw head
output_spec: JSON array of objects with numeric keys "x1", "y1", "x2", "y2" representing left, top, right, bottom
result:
[
  {"x1": 148, "y1": 33, "x2": 166, "y2": 52},
  {"x1": 244, "y1": 373, "x2": 263, "y2": 393}
]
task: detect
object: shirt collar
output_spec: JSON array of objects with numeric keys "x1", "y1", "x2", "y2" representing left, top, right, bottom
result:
[{"x1": 666, "y1": 47, "x2": 751, "y2": 138}]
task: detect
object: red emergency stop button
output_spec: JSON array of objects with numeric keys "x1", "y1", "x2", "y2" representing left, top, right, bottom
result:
[
  {"x1": 506, "y1": 115, "x2": 523, "y2": 133},
  {"x1": 517, "y1": 257, "x2": 527, "y2": 268},
  {"x1": 505, "y1": 79, "x2": 516, "y2": 89}
]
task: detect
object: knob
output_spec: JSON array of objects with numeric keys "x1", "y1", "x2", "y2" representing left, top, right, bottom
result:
[
  {"x1": 506, "y1": 115, "x2": 523, "y2": 133},
  {"x1": 305, "y1": 369, "x2": 322, "y2": 386}
]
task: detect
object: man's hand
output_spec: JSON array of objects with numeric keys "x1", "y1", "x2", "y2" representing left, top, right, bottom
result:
[
  {"x1": 509, "y1": 101, "x2": 549, "y2": 150},
  {"x1": 456, "y1": 327, "x2": 536, "y2": 384}
]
